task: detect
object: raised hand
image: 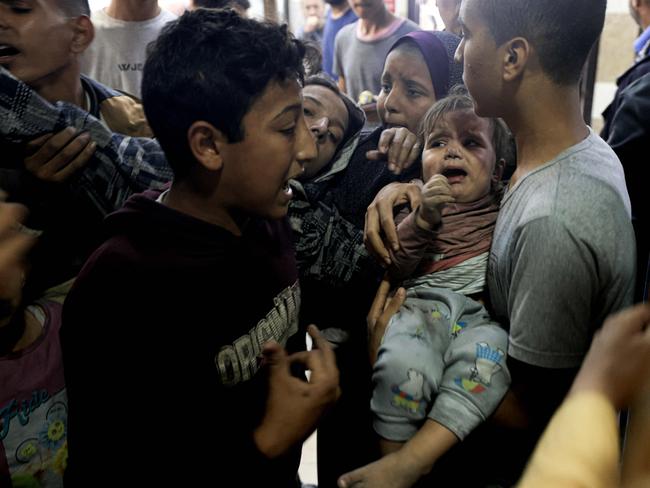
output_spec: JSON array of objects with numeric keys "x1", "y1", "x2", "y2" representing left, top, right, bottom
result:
[
  {"x1": 0, "y1": 198, "x2": 37, "y2": 324},
  {"x1": 570, "y1": 303, "x2": 650, "y2": 410},
  {"x1": 415, "y1": 174, "x2": 455, "y2": 230},
  {"x1": 254, "y1": 325, "x2": 340, "y2": 458},
  {"x1": 366, "y1": 127, "x2": 421, "y2": 175}
]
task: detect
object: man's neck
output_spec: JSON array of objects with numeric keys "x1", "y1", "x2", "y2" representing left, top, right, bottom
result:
[
  {"x1": 166, "y1": 178, "x2": 244, "y2": 237},
  {"x1": 329, "y1": 2, "x2": 350, "y2": 18},
  {"x1": 639, "y1": 6, "x2": 650, "y2": 31},
  {"x1": 358, "y1": 7, "x2": 394, "y2": 35},
  {"x1": 106, "y1": 0, "x2": 161, "y2": 21},
  {"x1": 504, "y1": 82, "x2": 589, "y2": 186},
  {"x1": 33, "y1": 66, "x2": 85, "y2": 109}
]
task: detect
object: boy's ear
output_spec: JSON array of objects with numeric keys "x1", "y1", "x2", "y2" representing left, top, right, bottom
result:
[
  {"x1": 69, "y1": 16, "x2": 94, "y2": 54},
  {"x1": 502, "y1": 38, "x2": 529, "y2": 82},
  {"x1": 493, "y1": 158, "x2": 506, "y2": 185},
  {"x1": 187, "y1": 121, "x2": 227, "y2": 172}
]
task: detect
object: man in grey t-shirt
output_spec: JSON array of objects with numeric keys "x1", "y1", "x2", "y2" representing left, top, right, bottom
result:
[
  {"x1": 488, "y1": 131, "x2": 633, "y2": 369},
  {"x1": 364, "y1": 2, "x2": 635, "y2": 485},
  {"x1": 333, "y1": 0, "x2": 419, "y2": 103},
  {"x1": 454, "y1": 0, "x2": 635, "y2": 484}
]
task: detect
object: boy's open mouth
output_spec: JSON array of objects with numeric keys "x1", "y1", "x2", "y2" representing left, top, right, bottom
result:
[
  {"x1": 282, "y1": 180, "x2": 293, "y2": 197},
  {"x1": 0, "y1": 44, "x2": 20, "y2": 63},
  {"x1": 442, "y1": 167, "x2": 467, "y2": 183}
]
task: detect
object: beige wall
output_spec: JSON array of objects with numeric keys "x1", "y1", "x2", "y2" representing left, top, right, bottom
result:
[{"x1": 592, "y1": 2, "x2": 639, "y2": 132}]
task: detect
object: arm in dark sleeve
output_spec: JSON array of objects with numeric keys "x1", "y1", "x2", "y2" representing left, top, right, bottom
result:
[
  {"x1": 290, "y1": 199, "x2": 376, "y2": 285},
  {"x1": 0, "y1": 66, "x2": 172, "y2": 215}
]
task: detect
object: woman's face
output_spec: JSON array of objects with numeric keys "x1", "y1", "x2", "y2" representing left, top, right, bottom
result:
[
  {"x1": 299, "y1": 84, "x2": 350, "y2": 180},
  {"x1": 376, "y1": 46, "x2": 437, "y2": 135}
]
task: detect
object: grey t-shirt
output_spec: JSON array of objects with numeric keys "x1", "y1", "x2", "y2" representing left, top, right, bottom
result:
[
  {"x1": 488, "y1": 130, "x2": 635, "y2": 368},
  {"x1": 333, "y1": 18, "x2": 420, "y2": 103}
]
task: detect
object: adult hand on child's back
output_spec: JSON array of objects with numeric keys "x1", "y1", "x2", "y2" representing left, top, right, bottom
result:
[
  {"x1": 415, "y1": 175, "x2": 455, "y2": 230},
  {"x1": 570, "y1": 303, "x2": 650, "y2": 410},
  {"x1": 366, "y1": 127, "x2": 421, "y2": 175},
  {"x1": 367, "y1": 279, "x2": 406, "y2": 365},
  {"x1": 25, "y1": 127, "x2": 96, "y2": 183},
  {"x1": 254, "y1": 325, "x2": 340, "y2": 458},
  {"x1": 364, "y1": 182, "x2": 422, "y2": 267}
]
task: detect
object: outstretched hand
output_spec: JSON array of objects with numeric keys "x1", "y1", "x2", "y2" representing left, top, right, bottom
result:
[
  {"x1": 570, "y1": 303, "x2": 650, "y2": 410},
  {"x1": 254, "y1": 325, "x2": 340, "y2": 458},
  {"x1": 367, "y1": 279, "x2": 406, "y2": 365},
  {"x1": 0, "y1": 198, "x2": 37, "y2": 308},
  {"x1": 25, "y1": 127, "x2": 96, "y2": 184},
  {"x1": 366, "y1": 127, "x2": 421, "y2": 175}
]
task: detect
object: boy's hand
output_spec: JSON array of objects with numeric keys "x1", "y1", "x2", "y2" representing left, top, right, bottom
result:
[
  {"x1": 364, "y1": 182, "x2": 422, "y2": 267},
  {"x1": 254, "y1": 325, "x2": 340, "y2": 458},
  {"x1": 415, "y1": 175, "x2": 455, "y2": 230},
  {"x1": 25, "y1": 127, "x2": 96, "y2": 184},
  {"x1": 366, "y1": 127, "x2": 421, "y2": 175},
  {"x1": 0, "y1": 199, "x2": 37, "y2": 322},
  {"x1": 367, "y1": 279, "x2": 406, "y2": 365},
  {"x1": 570, "y1": 303, "x2": 650, "y2": 410}
]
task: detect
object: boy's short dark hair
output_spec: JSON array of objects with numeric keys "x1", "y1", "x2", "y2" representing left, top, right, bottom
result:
[
  {"x1": 142, "y1": 9, "x2": 305, "y2": 177},
  {"x1": 194, "y1": 0, "x2": 251, "y2": 11},
  {"x1": 420, "y1": 85, "x2": 515, "y2": 169},
  {"x1": 57, "y1": 0, "x2": 90, "y2": 16},
  {"x1": 476, "y1": 0, "x2": 606, "y2": 85}
]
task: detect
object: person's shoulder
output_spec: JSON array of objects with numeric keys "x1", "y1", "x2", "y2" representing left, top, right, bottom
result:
[
  {"x1": 616, "y1": 54, "x2": 650, "y2": 89},
  {"x1": 338, "y1": 21, "x2": 357, "y2": 37},
  {"x1": 343, "y1": 8, "x2": 358, "y2": 21},
  {"x1": 83, "y1": 75, "x2": 153, "y2": 137},
  {"x1": 620, "y1": 71, "x2": 650, "y2": 105},
  {"x1": 89, "y1": 8, "x2": 115, "y2": 27},
  {"x1": 539, "y1": 133, "x2": 629, "y2": 211},
  {"x1": 159, "y1": 8, "x2": 179, "y2": 23},
  {"x1": 561, "y1": 133, "x2": 629, "y2": 204},
  {"x1": 81, "y1": 73, "x2": 121, "y2": 100},
  {"x1": 505, "y1": 137, "x2": 630, "y2": 230},
  {"x1": 334, "y1": 22, "x2": 357, "y2": 48},
  {"x1": 400, "y1": 17, "x2": 421, "y2": 32}
]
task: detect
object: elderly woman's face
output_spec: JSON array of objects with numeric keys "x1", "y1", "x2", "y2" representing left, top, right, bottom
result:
[{"x1": 299, "y1": 84, "x2": 350, "y2": 180}]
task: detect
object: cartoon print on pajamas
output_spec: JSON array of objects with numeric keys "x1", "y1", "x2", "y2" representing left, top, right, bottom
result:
[
  {"x1": 391, "y1": 369, "x2": 427, "y2": 414},
  {"x1": 455, "y1": 342, "x2": 505, "y2": 394}
]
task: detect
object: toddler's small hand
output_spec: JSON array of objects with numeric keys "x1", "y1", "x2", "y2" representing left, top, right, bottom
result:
[{"x1": 416, "y1": 175, "x2": 455, "y2": 229}]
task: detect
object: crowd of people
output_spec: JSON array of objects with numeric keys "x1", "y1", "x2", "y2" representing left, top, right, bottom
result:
[{"x1": 0, "y1": 0, "x2": 648, "y2": 487}]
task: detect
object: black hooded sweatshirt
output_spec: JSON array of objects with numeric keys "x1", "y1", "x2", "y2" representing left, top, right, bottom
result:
[{"x1": 61, "y1": 189, "x2": 304, "y2": 487}]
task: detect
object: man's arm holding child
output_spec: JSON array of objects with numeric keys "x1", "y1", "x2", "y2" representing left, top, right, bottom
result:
[{"x1": 387, "y1": 175, "x2": 454, "y2": 281}]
